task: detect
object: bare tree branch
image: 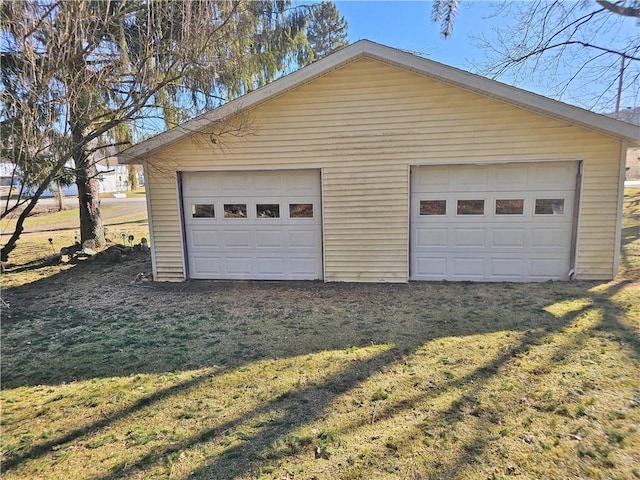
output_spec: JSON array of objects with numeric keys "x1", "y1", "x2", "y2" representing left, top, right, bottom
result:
[
  {"x1": 471, "y1": 1, "x2": 639, "y2": 111},
  {"x1": 1, "y1": 0, "x2": 349, "y2": 260},
  {"x1": 596, "y1": 0, "x2": 640, "y2": 17}
]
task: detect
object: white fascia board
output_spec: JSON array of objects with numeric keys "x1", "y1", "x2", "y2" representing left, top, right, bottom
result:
[{"x1": 118, "y1": 39, "x2": 639, "y2": 165}]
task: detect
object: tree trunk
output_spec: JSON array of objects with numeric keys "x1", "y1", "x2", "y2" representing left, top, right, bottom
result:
[
  {"x1": 72, "y1": 123, "x2": 105, "y2": 248},
  {"x1": 128, "y1": 164, "x2": 139, "y2": 191},
  {"x1": 75, "y1": 161, "x2": 105, "y2": 248},
  {"x1": 54, "y1": 180, "x2": 65, "y2": 211}
]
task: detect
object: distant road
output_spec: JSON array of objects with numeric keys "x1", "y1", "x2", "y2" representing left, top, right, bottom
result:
[
  {"x1": 4, "y1": 195, "x2": 149, "y2": 235},
  {"x1": 35, "y1": 195, "x2": 147, "y2": 208}
]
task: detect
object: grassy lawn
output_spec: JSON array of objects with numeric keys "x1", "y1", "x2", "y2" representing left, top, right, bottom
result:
[
  {"x1": 1, "y1": 197, "x2": 149, "y2": 288},
  {"x1": 1, "y1": 191, "x2": 639, "y2": 479}
]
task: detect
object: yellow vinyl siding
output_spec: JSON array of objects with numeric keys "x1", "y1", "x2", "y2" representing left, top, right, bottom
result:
[
  {"x1": 145, "y1": 171, "x2": 184, "y2": 281},
  {"x1": 323, "y1": 165, "x2": 408, "y2": 282},
  {"x1": 574, "y1": 142, "x2": 622, "y2": 279},
  {"x1": 145, "y1": 58, "x2": 623, "y2": 282}
]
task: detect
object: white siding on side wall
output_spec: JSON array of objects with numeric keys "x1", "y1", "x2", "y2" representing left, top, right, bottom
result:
[{"x1": 143, "y1": 58, "x2": 623, "y2": 282}]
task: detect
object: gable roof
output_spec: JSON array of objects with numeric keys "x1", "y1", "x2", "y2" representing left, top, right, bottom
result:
[{"x1": 119, "y1": 39, "x2": 639, "y2": 163}]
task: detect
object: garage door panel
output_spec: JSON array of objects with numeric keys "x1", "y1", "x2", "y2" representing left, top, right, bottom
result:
[
  {"x1": 411, "y1": 162, "x2": 577, "y2": 281},
  {"x1": 288, "y1": 229, "x2": 319, "y2": 248},
  {"x1": 257, "y1": 256, "x2": 285, "y2": 275},
  {"x1": 290, "y1": 256, "x2": 321, "y2": 275},
  {"x1": 183, "y1": 175, "x2": 217, "y2": 196},
  {"x1": 286, "y1": 172, "x2": 320, "y2": 193},
  {"x1": 493, "y1": 164, "x2": 529, "y2": 187},
  {"x1": 531, "y1": 227, "x2": 569, "y2": 248},
  {"x1": 183, "y1": 170, "x2": 322, "y2": 280},
  {"x1": 220, "y1": 174, "x2": 250, "y2": 194},
  {"x1": 534, "y1": 163, "x2": 575, "y2": 185},
  {"x1": 489, "y1": 258, "x2": 524, "y2": 278},
  {"x1": 530, "y1": 257, "x2": 569, "y2": 278},
  {"x1": 190, "y1": 229, "x2": 220, "y2": 247},
  {"x1": 416, "y1": 257, "x2": 447, "y2": 277},
  {"x1": 452, "y1": 257, "x2": 485, "y2": 277},
  {"x1": 415, "y1": 166, "x2": 450, "y2": 188},
  {"x1": 454, "y1": 228, "x2": 485, "y2": 247},
  {"x1": 225, "y1": 257, "x2": 252, "y2": 275},
  {"x1": 256, "y1": 230, "x2": 285, "y2": 248},
  {"x1": 456, "y1": 165, "x2": 488, "y2": 186},
  {"x1": 492, "y1": 228, "x2": 525, "y2": 248},
  {"x1": 254, "y1": 172, "x2": 283, "y2": 192},
  {"x1": 417, "y1": 227, "x2": 448, "y2": 247},
  {"x1": 223, "y1": 230, "x2": 251, "y2": 248},
  {"x1": 191, "y1": 256, "x2": 222, "y2": 275}
]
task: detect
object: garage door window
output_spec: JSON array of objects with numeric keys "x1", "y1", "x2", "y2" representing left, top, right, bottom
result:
[
  {"x1": 192, "y1": 204, "x2": 215, "y2": 218},
  {"x1": 535, "y1": 199, "x2": 564, "y2": 215},
  {"x1": 457, "y1": 200, "x2": 485, "y2": 215},
  {"x1": 257, "y1": 204, "x2": 280, "y2": 218},
  {"x1": 224, "y1": 204, "x2": 247, "y2": 218},
  {"x1": 289, "y1": 203, "x2": 313, "y2": 218},
  {"x1": 420, "y1": 200, "x2": 446, "y2": 215},
  {"x1": 495, "y1": 199, "x2": 524, "y2": 215}
]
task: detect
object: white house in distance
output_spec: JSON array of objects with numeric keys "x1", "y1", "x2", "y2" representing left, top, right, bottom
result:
[
  {"x1": 119, "y1": 40, "x2": 639, "y2": 283},
  {"x1": 0, "y1": 158, "x2": 138, "y2": 198},
  {"x1": 0, "y1": 161, "x2": 79, "y2": 197},
  {"x1": 96, "y1": 157, "x2": 144, "y2": 194}
]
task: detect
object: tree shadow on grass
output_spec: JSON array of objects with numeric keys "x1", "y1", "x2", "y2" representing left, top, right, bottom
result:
[
  {"x1": 620, "y1": 224, "x2": 640, "y2": 279},
  {"x1": 2, "y1": 246, "x2": 638, "y2": 478},
  {"x1": 1, "y1": 255, "x2": 66, "y2": 275},
  {"x1": 89, "y1": 347, "x2": 403, "y2": 480},
  {"x1": 591, "y1": 280, "x2": 640, "y2": 359},
  {"x1": 0, "y1": 255, "x2": 572, "y2": 475},
  {"x1": 430, "y1": 279, "x2": 639, "y2": 479},
  {"x1": 96, "y1": 277, "x2": 638, "y2": 480},
  {"x1": 1, "y1": 369, "x2": 218, "y2": 471},
  {"x1": 87, "y1": 320, "x2": 572, "y2": 480},
  {"x1": 1, "y1": 266, "x2": 574, "y2": 388}
]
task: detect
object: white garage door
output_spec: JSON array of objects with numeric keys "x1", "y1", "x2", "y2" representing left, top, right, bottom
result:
[
  {"x1": 182, "y1": 170, "x2": 322, "y2": 280},
  {"x1": 410, "y1": 162, "x2": 578, "y2": 281}
]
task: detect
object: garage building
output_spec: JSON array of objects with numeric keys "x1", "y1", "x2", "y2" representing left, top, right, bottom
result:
[{"x1": 119, "y1": 40, "x2": 638, "y2": 283}]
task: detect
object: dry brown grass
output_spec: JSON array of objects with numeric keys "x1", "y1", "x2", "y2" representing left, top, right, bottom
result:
[{"x1": 1, "y1": 191, "x2": 638, "y2": 480}]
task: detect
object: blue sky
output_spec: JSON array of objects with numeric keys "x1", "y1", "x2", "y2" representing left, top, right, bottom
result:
[
  {"x1": 336, "y1": 0, "x2": 495, "y2": 63},
  {"x1": 323, "y1": 1, "x2": 638, "y2": 113}
]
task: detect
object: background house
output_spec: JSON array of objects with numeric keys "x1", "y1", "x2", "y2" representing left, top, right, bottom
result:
[
  {"x1": 0, "y1": 158, "x2": 142, "y2": 199},
  {"x1": 95, "y1": 158, "x2": 144, "y2": 194},
  {"x1": 0, "y1": 161, "x2": 19, "y2": 191}
]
